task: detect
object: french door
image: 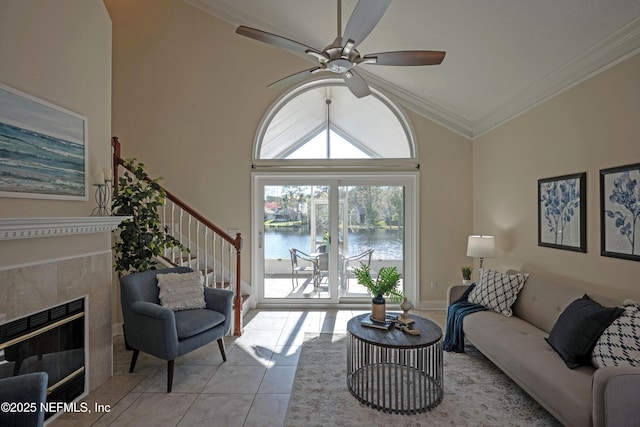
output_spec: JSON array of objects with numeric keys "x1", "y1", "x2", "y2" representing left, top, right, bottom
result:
[{"x1": 252, "y1": 172, "x2": 418, "y2": 307}]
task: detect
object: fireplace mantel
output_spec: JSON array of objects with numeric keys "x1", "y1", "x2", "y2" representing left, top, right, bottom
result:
[{"x1": 0, "y1": 217, "x2": 130, "y2": 240}]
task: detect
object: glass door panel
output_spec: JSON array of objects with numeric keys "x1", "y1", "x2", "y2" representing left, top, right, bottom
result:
[
  {"x1": 338, "y1": 185, "x2": 405, "y2": 300},
  {"x1": 262, "y1": 184, "x2": 333, "y2": 300}
]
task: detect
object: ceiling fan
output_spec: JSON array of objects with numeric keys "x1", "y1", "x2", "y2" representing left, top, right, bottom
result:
[{"x1": 236, "y1": 0, "x2": 445, "y2": 98}]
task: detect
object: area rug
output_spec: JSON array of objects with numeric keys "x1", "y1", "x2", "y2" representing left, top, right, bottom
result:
[{"x1": 285, "y1": 333, "x2": 561, "y2": 427}]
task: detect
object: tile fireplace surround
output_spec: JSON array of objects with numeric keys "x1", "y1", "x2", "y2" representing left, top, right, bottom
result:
[
  {"x1": 0, "y1": 217, "x2": 123, "y2": 395},
  {"x1": 0, "y1": 253, "x2": 113, "y2": 394}
]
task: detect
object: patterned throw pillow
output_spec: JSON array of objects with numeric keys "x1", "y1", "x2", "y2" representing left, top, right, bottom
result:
[
  {"x1": 468, "y1": 269, "x2": 528, "y2": 317},
  {"x1": 592, "y1": 300, "x2": 640, "y2": 368},
  {"x1": 156, "y1": 271, "x2": 206, "y2": 311}
]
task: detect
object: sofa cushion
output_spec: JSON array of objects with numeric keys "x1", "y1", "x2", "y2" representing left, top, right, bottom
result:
[
  {"x1": 156, "y1": 271, "x2": 206, "y2": 311},
  {"x1": 462, "y1": 310, "x2": 594, "y2": 427},
  {"x1": 468, "y1": 269, "x2": 528, "y2": 317},
  {"x1": 546, "y1": 294, "x2": 624, "y2": 368},
  {"x1": 592, "y1": 299, "x2": 640, "y2": 368}
]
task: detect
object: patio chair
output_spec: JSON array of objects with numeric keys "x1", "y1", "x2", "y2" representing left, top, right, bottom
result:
[
  {"x1": 316, "y1": 252, "x2": 329, "y2": 285},
  {"x1": 341, "y1": 248, "x2": 374, "y2": 290},
  {"x1": 289, "y1": 248, "x2": 319, "y2": 289}
]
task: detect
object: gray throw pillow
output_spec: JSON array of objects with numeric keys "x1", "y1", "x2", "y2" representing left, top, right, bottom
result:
[{"x1": 157, "y1": 271, "x2": 206, "y2": 311}]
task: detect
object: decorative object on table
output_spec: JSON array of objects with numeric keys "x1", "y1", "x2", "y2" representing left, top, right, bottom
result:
[
  {"x1": 360, "y1": 313, "x2": 395, "y2": 330},
  {"x1": 400, "y1": 296, "x2": 415, "y2": 324},
  {"x1": 467, "y1": 235, "x2": 495, "y2": 269},
  {"x1": 461, "y1": 266, "x2": 472, "y2": 284},
  {"x1": 395, "y1": 322, "x2": 420, "y2": 335},
  {"x1": 112, "y1": 158, "x2": 188, "y2": 276},
  {"x1": 0, "y1": 83, "x2": 88, "y2": 200},
  {"x1": 600, "y1": 163, "x2": 640, "y2": 262},
  {"x1": 353, "y1": 264, "x2": 403, "y2": 322},
  {"x1": 538, "y1": 172, "x2": 586, "y2": 252},
  {"x1": 90, "y1": 168, "x2": 112, "y2": 216}
]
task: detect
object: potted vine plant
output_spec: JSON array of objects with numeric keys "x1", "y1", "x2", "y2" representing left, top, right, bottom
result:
[
  {"x1": 353, "y1": 264, "x2": 403, "y2": 322},
  {"x1": 461, "y1": 266, "x2": 472, "y2": 284},
  {"x1": 112, "y1": 158, "x2": 187, "y2": 276}
]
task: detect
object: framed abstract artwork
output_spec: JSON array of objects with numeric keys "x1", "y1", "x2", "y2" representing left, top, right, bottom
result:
[
  {"x1": 600, "y1": 163, "x2": 640, "y2": 261},
  {"x1": 538, "y1": 172, "x2": 586, "y2": 252},
  {"x1": 0, "y1": 83, "x2": 88, "y2": 200}
]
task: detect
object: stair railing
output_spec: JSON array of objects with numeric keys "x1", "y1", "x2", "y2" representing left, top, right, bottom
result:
[{"x1": 112, "y1": 137, "x2": 244, "y2": 336}]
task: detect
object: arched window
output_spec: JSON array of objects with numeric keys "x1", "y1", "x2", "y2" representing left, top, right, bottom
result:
[
  {"x1": 252, "y1": 79, "x2": 420, "y2": 308},
  {"x1": 254, "y1": 79, "x2": 417, "y2": 164}
]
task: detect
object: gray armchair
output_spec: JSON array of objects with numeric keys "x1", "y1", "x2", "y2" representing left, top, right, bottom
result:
[
  {"x1": 0, "y1": 372, "x2": 48, "y2": 427},
  {"x1": 120, "y1": 267, "x2": 233, "y2": 392}
]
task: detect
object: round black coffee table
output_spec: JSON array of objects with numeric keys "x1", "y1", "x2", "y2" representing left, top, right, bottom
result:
[{"x1": 346, "y1": 313, "x2": 443, "y2": 414}]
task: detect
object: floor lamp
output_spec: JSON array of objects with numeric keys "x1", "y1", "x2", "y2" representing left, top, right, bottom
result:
[{"x1": 467, "y1": 235, "x2": 495, "y2": 270}]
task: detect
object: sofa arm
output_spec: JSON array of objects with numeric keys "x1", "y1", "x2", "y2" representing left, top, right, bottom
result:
[
  {"x1": 0, "y1": 372, "x2": 48, "y2": 427},
  {"x1": 204, "y1": 288, "x2": 234, "y2": 334},
  {"x1": 447, "y1": 284, "x2": 471, "y2": 307},
  {"x1": 204, "y1": 288, "x2": 234, "y2": 314},
  {"x1": 592, "y1": 367, "x2": 640, "y2": 427},
  {"x1": 127, "y1": 301, "x2": 179, "y2": 359}
]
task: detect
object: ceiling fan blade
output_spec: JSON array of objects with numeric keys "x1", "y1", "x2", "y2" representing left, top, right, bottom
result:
[
  {"x1": 342, "y1": 0, "x2": 391, "y2": 47},
  {"x1": 268, "y1": 67, "x2": 323, "y2": 89},
  {"x1": 236, "y1": 26, "x2": 322, "y2": 57},
  {"x1": 363, "y1": 50, "x2": 446, "y2": 66},
  {"x1": 343, "y1": 70, "x2": 371, "y2": 98}
]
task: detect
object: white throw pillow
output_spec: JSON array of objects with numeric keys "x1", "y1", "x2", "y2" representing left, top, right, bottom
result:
[
  {"x1": 591, "y1": 299, "x2": 640, "y2": 368},
  {"x1": 468, "y1": 269, "x2": 528, "y2": 317},
  {"x1": 156, "y1": 271, "x2": 206, "y2": 311}
]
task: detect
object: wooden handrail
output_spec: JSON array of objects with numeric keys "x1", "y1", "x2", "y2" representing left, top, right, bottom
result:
[{"x1": 112, "y1": 137, "x2": 244, "y2": 335}]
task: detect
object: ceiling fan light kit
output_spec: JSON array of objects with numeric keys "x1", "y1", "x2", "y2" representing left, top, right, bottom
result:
[{"x1": 235, "y1": 0, "x2": 445, "y2": 99}]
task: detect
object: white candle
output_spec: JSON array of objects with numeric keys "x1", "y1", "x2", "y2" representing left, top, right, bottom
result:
[{"x1": 103, "y1": 167, "x2": 112, "y2": 182}]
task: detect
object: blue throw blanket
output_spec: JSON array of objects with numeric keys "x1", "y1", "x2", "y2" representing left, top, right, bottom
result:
[{"x1": 443, "y1": 283, "x2": 486, "y2": 353}]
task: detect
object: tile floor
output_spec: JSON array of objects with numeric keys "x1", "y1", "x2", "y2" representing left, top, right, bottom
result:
[{"x1": 49, "y1": 308, "x2": 446, "y2": 427}]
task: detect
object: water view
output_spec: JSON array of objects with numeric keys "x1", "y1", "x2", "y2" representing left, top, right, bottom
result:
[{"x1": 264, "y1": 228, "x2": 403, "y2": 260}]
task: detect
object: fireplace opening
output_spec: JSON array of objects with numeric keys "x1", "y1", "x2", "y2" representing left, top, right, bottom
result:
[{"x1": 0, "y1": 298, "x2": 86, "y2": 420}]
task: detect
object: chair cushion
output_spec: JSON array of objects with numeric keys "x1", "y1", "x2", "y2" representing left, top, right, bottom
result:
[
  {"x1": 156, "y1": 271, "x2": 206, "y2": 311},
  {"x1": 468, "y1": 269, "x2": 528, "y2": 317},
  {"x1": 174, "y1": 309, "x2": 226, "y2": 339}
]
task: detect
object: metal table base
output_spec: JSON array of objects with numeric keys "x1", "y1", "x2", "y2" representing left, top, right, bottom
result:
[{"x1": 346, "y1": 315, "x2": 443, "y2": 414}]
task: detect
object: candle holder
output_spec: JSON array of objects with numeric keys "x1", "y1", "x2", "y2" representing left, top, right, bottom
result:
[{"x1": 90, "y1": 180, "x2": 111, "y2": 216}]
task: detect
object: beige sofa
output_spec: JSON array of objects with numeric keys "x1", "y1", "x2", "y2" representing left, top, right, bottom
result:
[{"x1": 447, "y1": 270, "x2": 640, "y2": 427}]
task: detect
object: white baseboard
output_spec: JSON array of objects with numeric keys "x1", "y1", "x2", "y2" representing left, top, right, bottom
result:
[
  {"x1": 112, "y1": 322, "x2": 124, "y2": 337},
  {"x1": 418, "y1": 299, "x2": 447, "y2": 310}
]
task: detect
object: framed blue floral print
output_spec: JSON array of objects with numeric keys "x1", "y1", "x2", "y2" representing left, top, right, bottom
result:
[
  {"x1": 600, "y1": 163, "x2": 640, "y2": 261},
  {"x1": 538, "y1": 172, "x2": 586, "y2": 252}
]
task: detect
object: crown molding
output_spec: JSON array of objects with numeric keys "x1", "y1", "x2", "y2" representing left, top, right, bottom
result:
[
  {"x1": 0, "y1": 217, "x2": 130, "y2": 240},
  {"x1": 358, "y1": 70, "x2": 475, "y2": 139},
  {"x1": 472, "y1": 16, "x2": 640, "y2": 138}
]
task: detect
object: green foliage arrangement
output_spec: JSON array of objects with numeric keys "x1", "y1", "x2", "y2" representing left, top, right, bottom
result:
[
  {"x1": 353, "y1": 264, "x2": 403, "y2": 302},
  {"x1": 112, "y1": 158, "x2": 187, "y2": 276},
  {"x1": 461, "y1": 266, "x2": 472, "y2": 280}
]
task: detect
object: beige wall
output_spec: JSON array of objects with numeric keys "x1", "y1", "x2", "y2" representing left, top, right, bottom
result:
[
  {"x1": 473, "y1": 53, "x2": 640, "y2": 301},
  {"x1": 0, "y1": 0, "x2": 113, "y2": 390},
  {"x1": 106, "y1": 0, "x2": 474, "y2": 306},
  {"x1": 0, "y1": 0, "x2": 113, "y2": 266}
]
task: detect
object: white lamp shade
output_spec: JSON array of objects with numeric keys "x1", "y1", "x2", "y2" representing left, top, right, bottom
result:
[{"x1": 467, "y1": 235, "x2": 496, "y2": 258}]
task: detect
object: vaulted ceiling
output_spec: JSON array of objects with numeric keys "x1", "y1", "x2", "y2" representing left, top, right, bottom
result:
[{"x1": 186, "y1": 0, "x2": 640, "y2": 139}]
